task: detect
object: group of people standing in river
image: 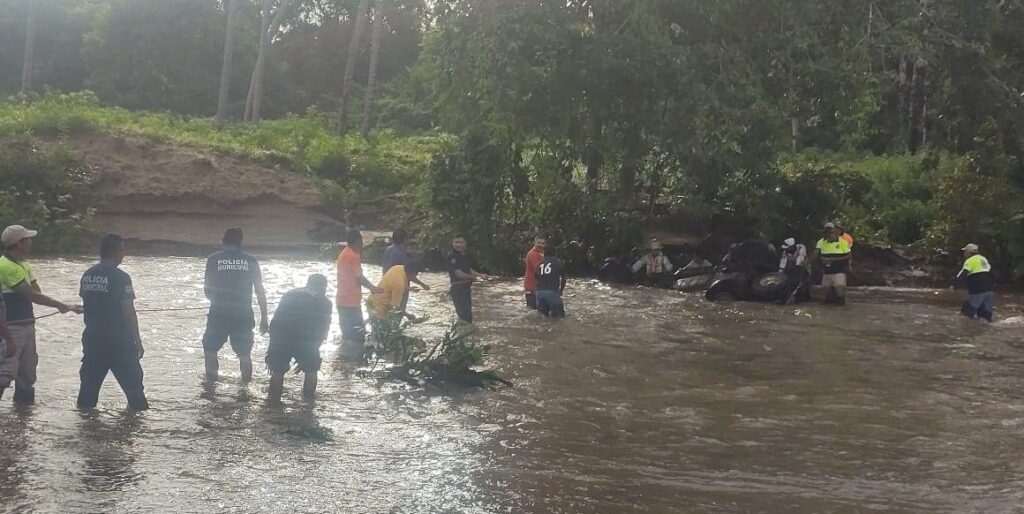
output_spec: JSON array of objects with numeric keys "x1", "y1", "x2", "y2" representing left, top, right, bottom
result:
[{"x1": 0, "y1": 220, "x2": 996, "y2": 411}]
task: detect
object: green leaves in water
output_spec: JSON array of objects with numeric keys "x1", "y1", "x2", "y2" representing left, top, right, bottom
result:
[{"x1": 363, "y1": 312, "x2": 510, "y2": 389}]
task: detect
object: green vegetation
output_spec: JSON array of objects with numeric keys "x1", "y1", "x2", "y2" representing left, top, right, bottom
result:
[
  {"x1": 0, "y1": 137, "x2": 96, "y2": 253},
  {"x1": 364, "y1": 313, "x2": 509, "y2": 388},
  {"x1": 3, "y1": 0, "x2": 1024, "y2": 277}
]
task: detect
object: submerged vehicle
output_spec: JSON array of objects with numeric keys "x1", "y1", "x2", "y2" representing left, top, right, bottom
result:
[
  {"x1": 598, "y1": 256, "x2": 718, "y2": 291},
  {"x1": 704, "y1": 240, "x2": 809, "y2": 303}
]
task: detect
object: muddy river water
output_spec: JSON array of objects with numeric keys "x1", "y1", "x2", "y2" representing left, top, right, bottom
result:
[{"x1": 3, "y1": 257, "x2": 1024, "y2": 513}]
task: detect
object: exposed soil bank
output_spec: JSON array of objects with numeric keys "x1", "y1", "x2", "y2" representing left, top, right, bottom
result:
[{"x1": 70, "y1": 135, "x2": 350, "y2": 255}]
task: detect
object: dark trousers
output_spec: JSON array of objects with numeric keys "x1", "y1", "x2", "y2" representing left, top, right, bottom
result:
[
  {"x1": 451, "y1": 285, "x2": 473, "y2": 323},
  {"x1": 78, "y1": 352, "x2": 148, "y2": 410}
]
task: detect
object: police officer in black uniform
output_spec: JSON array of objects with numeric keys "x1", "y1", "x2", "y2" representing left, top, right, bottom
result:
[
  {"x1": 446, "y1": 237, "x2": 486, "y2": 324},
  {"x1": 77, "y1": 234, "x2": 148, "y2": 410},
  {"x1": 202, "y1": 227, "x2": 268, "y2": 382}
]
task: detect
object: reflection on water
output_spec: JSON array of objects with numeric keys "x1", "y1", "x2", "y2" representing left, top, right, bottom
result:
[{"x1": 2, "y1": 257, "x2": 1024, "y2": 512}]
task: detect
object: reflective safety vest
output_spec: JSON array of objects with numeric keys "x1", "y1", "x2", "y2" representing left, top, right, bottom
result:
[
  {"x1": 840, "y1": 232, "x2": 854, "y2": 248},
  {"x1": 963, "y1": 254, "x2": 991, "y2": 275},
  {"x1": 815, "y1": 238, "x2": 851, "y2": 255}
]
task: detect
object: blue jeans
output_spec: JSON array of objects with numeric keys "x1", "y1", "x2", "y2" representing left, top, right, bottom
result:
[
  {"x1": 536, "y1": 290, "x2": 565, "y2": 318},
  {"x1": 962, "y1": 291, "x2": 995, "y2": 321},
  {"x1": 337, "y1": 306, "x2": 365, "y2": 344}
]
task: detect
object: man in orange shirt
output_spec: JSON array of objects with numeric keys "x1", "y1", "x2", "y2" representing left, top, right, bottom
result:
[
  {"x1": 523, "y1": 236, "x2": 546, "y2": 309},
  {"x1": 336, "y1": 229, "x2": 381, "y2": 347}
]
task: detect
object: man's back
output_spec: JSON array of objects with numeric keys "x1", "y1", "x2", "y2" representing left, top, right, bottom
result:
[
  {"x1": 205, "y1": 248, "x2": 259, "y2": 315},
  {"x1": 80, "y1": 263, "x2": 134, "y2": 351},
  {"x1": 271, "y1": 287, "x2": 332, "y2": 342},
  {"x1": 535, "y1": 257, "x2": 564, "y2": 292}
]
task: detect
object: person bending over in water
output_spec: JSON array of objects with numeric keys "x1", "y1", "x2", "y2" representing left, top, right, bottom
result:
[
  {"x1": 202, "y1": 227, "x2": 268, "y2": 382},
  {"x1": 369, "y1": 260, "x2": 426, "y2": 321},
  {"x1": 266, "y1": 274, "x2": 332, "y2": 402},
  {"x1": 955, "y1": 243, "x2": 994, "y2": 322},
  {"x1": 77, "y1": 234, "x2": 148, "y2": 411},
  {"x1": 534, "y1": 245, "x2": 567, "y2": 318}
]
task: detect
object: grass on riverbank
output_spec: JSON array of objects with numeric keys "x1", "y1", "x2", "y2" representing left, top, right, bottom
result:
[{"x1": 0, "y1": 91, "x2": 446, "y2": 205}]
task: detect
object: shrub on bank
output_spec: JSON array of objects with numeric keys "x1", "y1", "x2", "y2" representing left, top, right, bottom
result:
[{"x1": 0, "y1": 138, "x2": 97, "y2": 253}]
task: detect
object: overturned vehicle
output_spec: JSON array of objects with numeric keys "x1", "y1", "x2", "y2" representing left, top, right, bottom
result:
[{"x1": 704, "y1": 240, "x2": 810, "y2": 303}]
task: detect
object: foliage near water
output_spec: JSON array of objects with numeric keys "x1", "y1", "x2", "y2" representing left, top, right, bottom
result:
[
  {"x1": 3, "y1": 1, "x2": 1024, "y2": 277},
  {"x1": 364, "y1": 313, "x2": 509, "y2": 389},
  {"x1": 0, "y1": 138, "x2": 96, "y2": 253}
]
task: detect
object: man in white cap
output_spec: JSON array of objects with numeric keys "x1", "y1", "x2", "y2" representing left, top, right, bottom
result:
[
  {"x1": 0, "y1": 225, "x2": 83, "y2": 404},
  {"x1": 779, "y1": 237, "x2": 810, "y2": 302},
  {"x1": 632, "y1": 240, "x2": 674, "y2": 287},
  {"x1": 955, "y1": 243, "x2": 994, "y2": 321}
]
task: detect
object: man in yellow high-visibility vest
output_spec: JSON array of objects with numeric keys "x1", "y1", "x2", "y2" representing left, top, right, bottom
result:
[
  {"x1": 955, "y1": 243, "x2": 994, "y2": 322},
  {"x1": 813, "y1": 222, "x2": 852, "y2": 305}
]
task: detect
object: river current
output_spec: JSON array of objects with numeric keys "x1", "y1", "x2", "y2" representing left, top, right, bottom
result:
[{"x1": 2, "y1": 257, "x2": 1024, "y2": 513}]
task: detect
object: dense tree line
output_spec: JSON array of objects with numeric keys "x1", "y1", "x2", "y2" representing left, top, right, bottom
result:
[{"x1": 3, "y1": 0, "x2": 1024, "y2": 274}]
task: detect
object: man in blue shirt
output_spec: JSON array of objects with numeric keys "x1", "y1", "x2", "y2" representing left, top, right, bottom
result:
[
  {"x1": 202, "y1": 227, "x2": 268, "y2": 382},
  {"x1": 78, "y1": 234, "x2": 148, "y2": 411}
]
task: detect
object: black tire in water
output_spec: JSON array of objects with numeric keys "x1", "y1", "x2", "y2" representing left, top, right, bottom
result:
[{"x1": 750, "y1": 272, "x2": 789, "y2": 299}]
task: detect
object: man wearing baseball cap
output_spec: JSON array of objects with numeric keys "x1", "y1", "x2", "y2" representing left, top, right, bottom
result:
[
  {"x1": 955, "y1": 243, "x2": 994, "y2": 321},
  {"x1": 0, "y1": 225, "x2": 83, "y2": 404},
  {"x1": 813, "y1": 222, "x2": 852, "y2": 305}
]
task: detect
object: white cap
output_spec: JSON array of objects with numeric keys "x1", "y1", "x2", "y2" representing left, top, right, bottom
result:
[
  {"x1": 962, "y1": 243, "x2": 979, "y2": 252},
  {"x1": 782, "y1": 238, "x2": 796, "y2": 249},
  {"x1": 2, "y1": 225, "x2": 38, "y2": 248},
  {"x1": 824, "y1": 222, "x2": 836, "y2": 229}
]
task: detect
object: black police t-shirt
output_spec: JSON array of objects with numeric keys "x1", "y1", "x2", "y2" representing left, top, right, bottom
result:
[
  {"x1": 205, "y1": 248, "x2": 261, "y2": 318},
  {"x1": 447, "y1": 250, "x2": 473, "y2": 287},
  {"x1": 80, "y1": 263, "x2": 136, "y2": 351},
  {"x1": 535, "y1": 257, "x2": 563, "y2": 292},
  {"x1": 270, "y1": 287, "x2": 333, "y2": 342}
]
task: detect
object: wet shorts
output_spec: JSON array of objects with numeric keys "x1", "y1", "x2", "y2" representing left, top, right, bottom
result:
[
  {"x1": 202, "y1": 313, "x2": 255, "y2": 355},
  {"x1": 266, "y1": 337, "x2": 322, "y2": 374},
  {"x1": 821, "y1": 273, "x2": 847, "y2": 288},
  {"x1": 536, "y1": 290, "x2": 565, "y2": 318}
]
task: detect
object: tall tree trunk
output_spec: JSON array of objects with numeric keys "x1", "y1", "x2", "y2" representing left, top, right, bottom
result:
[
  {"x1": 337, "y1": 0, "x2": 372, "y2": 135},
  {"x1": 245, "y1": 0, "x2": 274, "y2": 122},
  {"x1": 21, "y1": 0, "x2": 36, "y2": 93},
  {"x1": 245, "y1": 0, "x2": 294, "y2": 122},
  {"x1": 897, "y1": 56, "x2": 915, "y2": 152},
  {"x1": 909, "y1": 58, "x2": 927, "y2": 153},
  {"x1": 216, "y1": 0, "x2": 240, "y2": 127},
  {"x1": 361, "y1": 0, "x2": 386, "y2": 135}
]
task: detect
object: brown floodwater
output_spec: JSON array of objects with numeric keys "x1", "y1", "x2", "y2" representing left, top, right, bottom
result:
[{"x1": 3, "y1": 257, "x2": 1024, "y2": 513}]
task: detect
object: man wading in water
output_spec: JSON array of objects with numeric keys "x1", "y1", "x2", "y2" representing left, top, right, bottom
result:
[
  {"x1": 447, "y1": 237, "x2": 487, "y2": 327},
  {"x1": 955, "y1": 243, "x2": 995, "y2": 322},
  {"x1": 814, "y1": 222, "x2": 852, "y2": 305},
  {"x1": 336, "y1": 229, "x2": 381, "y2": 350},
  {"x1": 77, "y1": 234, "x2": 148, "y2": 411},
  {"x1": 202, "y1": 227, "x2": 268, "y2": 382},
  {"x1": 523, "y1": 236, "x2": 546, "y2": 310},
  {"x1": 0, "y1": 225, "x2": 82, "y2": 404},
  {"x1": 266, "y1": 274, "x2": 332, "y2": 402}
]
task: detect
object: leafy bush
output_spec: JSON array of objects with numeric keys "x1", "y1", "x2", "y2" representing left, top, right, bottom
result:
[{"x1": 0, "y1": 138, "x2": 97, "y2": 253}]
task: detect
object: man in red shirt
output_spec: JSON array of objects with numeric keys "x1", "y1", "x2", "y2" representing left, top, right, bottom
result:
[
  {"x1": 523, "y1": 236, "x2": 546, "y2": 309},
  {"x1": 336, "y1": 229, "x2": 380, "y2": 347}
]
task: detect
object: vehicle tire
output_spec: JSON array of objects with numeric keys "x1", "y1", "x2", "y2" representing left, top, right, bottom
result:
[
  {"x1": 750, "y1": 272, "x2": 788, "y2": 298},
  {"x1": 709, "y1": 290, "x2": 738, "y2": 302}
]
